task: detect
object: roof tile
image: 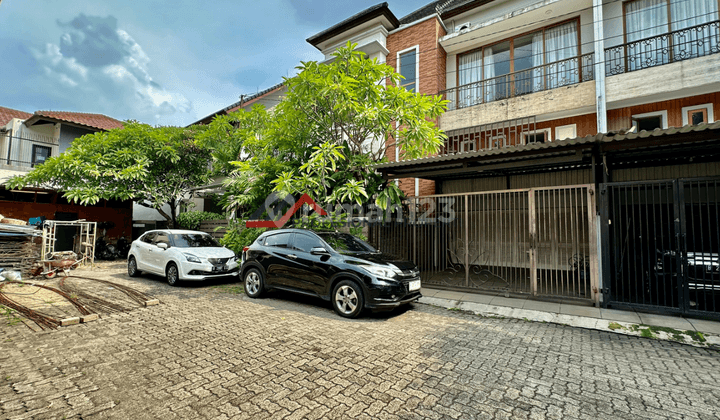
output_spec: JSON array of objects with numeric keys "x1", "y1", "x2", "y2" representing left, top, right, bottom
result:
[
  {"x1": 0, "y1": 106, "x2": 33, "y2": 127},
  {"x1": 32, "y1": 111, "x2": 123, "y2": 131}
]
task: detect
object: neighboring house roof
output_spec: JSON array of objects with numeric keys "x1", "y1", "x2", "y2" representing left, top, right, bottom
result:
[
  {"x1": 190, "y1": 82, "x2": 285, "y2": 126},
  {"x1": 0, "y1": 106, "x2": 33, "y2": 127},
  {"x1": 24, "y1": 111, "x2": 123, "y2": 131},
  {"x1": 307, "y1": 2, "x2": 400, "y2": 49}
]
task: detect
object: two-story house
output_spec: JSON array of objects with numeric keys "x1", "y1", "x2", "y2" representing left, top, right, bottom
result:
[
  {"x1": 0, "y1": 106, "x2": 132, "y2": 249},
  {"x1": 308, "y1": 0, "x2": 720, "y2": 319}
]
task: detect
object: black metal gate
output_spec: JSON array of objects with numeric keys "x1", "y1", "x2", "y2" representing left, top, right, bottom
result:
[{"x1": 601, "y1": 178, "x2": 720, "y2": 317}]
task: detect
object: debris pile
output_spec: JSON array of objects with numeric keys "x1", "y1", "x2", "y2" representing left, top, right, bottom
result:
[{"x1": 0, "y1": 215, "x2": 42, "y2": 276}]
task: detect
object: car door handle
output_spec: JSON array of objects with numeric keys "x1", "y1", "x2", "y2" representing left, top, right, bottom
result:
[{"x1": 287, "y1": 254, "x2": 297, "y2": 259}]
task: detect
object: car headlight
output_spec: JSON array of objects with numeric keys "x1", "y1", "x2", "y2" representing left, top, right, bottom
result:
[
  {"x1": 183, "y1": 253, "x2": 202, "y2": 263},
  {"x1": 360, "y1": 264, "x2": 403, "y2": 279}
]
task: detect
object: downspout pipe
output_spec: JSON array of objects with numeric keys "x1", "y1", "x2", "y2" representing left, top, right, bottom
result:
[{"x1": 593, "y1": 0, "x2": 608, "y2": 134}]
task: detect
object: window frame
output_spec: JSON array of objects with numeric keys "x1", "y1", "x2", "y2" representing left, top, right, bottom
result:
[
  {"x1": 455, "y1": 17, "x2": 582, "y2": 91},
  {"x1": 632, "y1": 110, "x2": 669, "y2": 131},
  {"x1": 397, "y1": 45, "x2": 419, "y2": 92},
  {"x1": 682, "y1": 103, "x2": 714, "y2": 125},
  {"x1": 555, "y1": 124, "x2": 578, "y2": 141},
  {"x1": 523, "y1": 128, "x2": 553, "y2": 145},
  {"x1": 622, "y1": 0, "x2": 720, "y2": 44},
  {"x1": 31, "y1": 144, "x2": 52, "y2": 167}
]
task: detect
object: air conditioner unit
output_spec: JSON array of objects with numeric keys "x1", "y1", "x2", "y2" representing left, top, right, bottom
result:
[{"x1": 456, "y1": 22, "x2": 471, "y2": 32}]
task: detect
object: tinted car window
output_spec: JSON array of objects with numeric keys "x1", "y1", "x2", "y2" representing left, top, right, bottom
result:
[
  {"x1": 317, "y1": 233, "x2": 376, "y2": 254},
  {"x1": 155, "y1": 233, "x2": 171, "y2": 245},
  {"x1": 292, "y1": 233, "x2": 324, "y2": 253},
  {"x1": 141, "y1": 232, "x2": 157, "y2": 244},
  {"x1": 170, "y1": 233, "x2": 221, "y2": 248},
  {"x1": 264, "y1": 233, "x2": 292, "y2": 248}
]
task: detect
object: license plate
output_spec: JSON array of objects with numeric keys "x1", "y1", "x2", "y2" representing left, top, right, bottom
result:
[
  {"x1": 408, "y1": 280, "x2": 421, "y2": 291},
  {"x1": 212, "y1": 265, "x2": 227, "y2": 272}
]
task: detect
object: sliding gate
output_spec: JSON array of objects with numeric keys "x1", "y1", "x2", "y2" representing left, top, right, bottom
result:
[
  {"x1": 600, "y1": 178, "x2": 720, "y2": 317},
  {"x1": 368, "y1": 185, "x2": 599, "y2": 304}
]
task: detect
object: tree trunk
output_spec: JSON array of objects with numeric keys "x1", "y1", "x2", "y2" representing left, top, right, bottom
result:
[{"x1": 169, "y1": 198, "x2": 177, "y2": 229}]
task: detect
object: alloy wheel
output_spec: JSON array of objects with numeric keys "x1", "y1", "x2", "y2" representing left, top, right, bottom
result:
[
  {"x1": 246, "y1": 271, "x2": 260, "y2": 295},
  {"x1": 334, "y1": 285, "x2": 358, "y2": 315}
]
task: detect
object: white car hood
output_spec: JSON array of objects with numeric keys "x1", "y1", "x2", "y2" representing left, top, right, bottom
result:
[{"x1": 177, "y1": 247, "x2": 235, "y2": 259}]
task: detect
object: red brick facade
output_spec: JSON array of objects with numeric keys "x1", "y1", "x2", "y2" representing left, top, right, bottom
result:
[{"x1": 385, "y1": 17, "x2": 447, "y2": 197}]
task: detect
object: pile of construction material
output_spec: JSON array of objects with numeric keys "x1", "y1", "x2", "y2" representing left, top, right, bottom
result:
[{"x1": 0, "y1": 215, "x2": 42, "y2": 276}]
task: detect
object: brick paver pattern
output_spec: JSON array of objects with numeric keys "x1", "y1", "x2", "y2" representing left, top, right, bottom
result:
[{"x1": 2, "y1": 267, "x2": 720, "y2": 419}]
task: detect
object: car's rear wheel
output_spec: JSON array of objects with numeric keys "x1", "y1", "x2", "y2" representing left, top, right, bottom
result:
[
  {"x1": 166, "y1": 263, "x2": 180, "y2": 286},
  {"x1": 332, "y1": 280, "x2": 364, "y2": 318},
  {"x1": 128, "y1": 256, "x2": 140, "y2": 277},
  {"x1": 244, "y1": 268, "x2": 264, "y2": 298}
]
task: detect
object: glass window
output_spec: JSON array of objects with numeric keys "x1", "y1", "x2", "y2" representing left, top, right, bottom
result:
[
  {"x1": 292, "y1": 233, "x2": 324, "y2": 253},
  {"x1": 456, "y1": 20, "x2": 579, "y2": 105},
  {"x1": 170, "y1": 233, "x2": 221, "y2": 248},
  {"x1": 32, "y1": 145, "x2": 51, "y2": 167},
  {"x1": 155, "y1": 233, "x2": 171, "y2": 246},
  {"x1": 317, "y1": 232, "x2": 376, "y2": 254},
  {"x1": 264, "y1": 233, "x2": 292, "y2": 248},
  {"x1": 689, "y1": 109, "x2": 708, "y2": 125},
  {"x1": 399, "y1": 49, "x2": 417, "y2": 92},
  {"x1": 634, "y1": 115, "x2": 663, "y2": 131},
  {"x1": 624, "y1": 0, "x2": 719, "y2": 69},
  {"x1": 141, "y1": 232, "x2": 157, "y2": 244}
]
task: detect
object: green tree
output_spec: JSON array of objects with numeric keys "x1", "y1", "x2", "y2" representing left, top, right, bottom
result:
[
  {"x1": 6, "y1": 122, "x2": 212, "y2": 228},
  {"x1": 222, "y1": 43, "x2": 447, "y2": 215}
]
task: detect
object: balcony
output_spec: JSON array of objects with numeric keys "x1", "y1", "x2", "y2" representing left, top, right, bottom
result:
[
  {"x1": 605, "y1": 20, "x2": 720, "y2": 76},
  {"x1": 442, "y1": 116, "x2": 538, "y2": 155},
  {"x1": 441, "y1": 53, "x2": 595, "y2": 111}
]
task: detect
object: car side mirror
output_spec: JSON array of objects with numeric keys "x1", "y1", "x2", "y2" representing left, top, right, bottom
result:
[
  {"x1": 311, "y1": 247, "x2": 329, "y2": 255},
  {"x1": 157, "y1": 243, "x2": 168, "y2": 250}
]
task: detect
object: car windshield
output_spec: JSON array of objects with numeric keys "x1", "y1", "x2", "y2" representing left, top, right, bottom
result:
[
  {"x1": 170, "y1": 233, "x2": 221, "y2": 248},
  {"x1": 317, "y1": 232, "x2": 377, "y2": 254}
]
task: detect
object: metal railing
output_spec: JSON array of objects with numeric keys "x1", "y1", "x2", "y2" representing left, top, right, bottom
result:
[
  {"x1": 443, "y1": 116, "x2": 537, "y2": 154},
  {"x1": 441, "y1": 53, "x2": 594, "y2": 111},
  {"x1": 605, "y1": 19, "x2": 720, "y2": 76},
  {"x1": 368, "y1": 185, "x2": 599, "y2": 304},
  {"x1": 0, "y1": 132, "x2": 58, "y2": 170}
]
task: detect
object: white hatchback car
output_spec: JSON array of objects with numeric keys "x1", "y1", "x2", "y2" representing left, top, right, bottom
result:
[{"x1": 127, "y1": 229, "x2": 239, "y2": 286}]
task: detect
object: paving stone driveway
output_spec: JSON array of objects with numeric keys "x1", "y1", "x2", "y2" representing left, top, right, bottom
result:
[{"x1": 2, "y1": 265, "x2": 720, "y2": 420}]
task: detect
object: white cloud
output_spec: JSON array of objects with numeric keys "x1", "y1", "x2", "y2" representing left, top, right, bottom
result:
[{"x1": 31, "y1": 14, "x2": 192, "y2": 123}]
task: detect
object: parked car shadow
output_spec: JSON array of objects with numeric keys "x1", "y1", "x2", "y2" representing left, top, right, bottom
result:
[{"x1": 252, "y1": 288, "x2": 417, "y2": 322}]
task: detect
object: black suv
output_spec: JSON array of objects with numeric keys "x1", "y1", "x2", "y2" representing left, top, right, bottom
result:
[{"x1": 240, "y1": 229, "x2": 421, "y2": 318}]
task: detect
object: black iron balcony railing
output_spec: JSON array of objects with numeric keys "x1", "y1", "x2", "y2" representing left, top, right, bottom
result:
[
  {"x1": 605, "y1": 19, "x2": 720, "y2": 76},
  {"x1": 442, "y1": 116, "x2": 537, "y2": 154},
  {"x1": 441, "y1": 53, "x2": 594, "y2": 111}
]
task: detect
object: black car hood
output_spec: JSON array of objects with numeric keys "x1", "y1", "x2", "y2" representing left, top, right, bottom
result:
[{"x1": 344, "y1": 252, "x2": 416, "y2": 270}]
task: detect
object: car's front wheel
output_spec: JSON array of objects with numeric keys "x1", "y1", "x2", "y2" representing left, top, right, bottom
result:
[
  {"x1": 166, "y1": 262, "x2": 181, "y2": 286},
  {"x1": 128, "y1": 256, "x2": 141, "y2": 277},
  {"x1": 244, "y1": 268, "x2": 264, "y2": 298},
  {"x1": 332, "y1": 280, "x2": 364, "y2": 318}
]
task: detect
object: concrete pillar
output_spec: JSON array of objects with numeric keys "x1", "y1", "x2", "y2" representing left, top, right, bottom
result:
[{"x1": 593, "y1": 0, "x2": 608, "y2": 134}]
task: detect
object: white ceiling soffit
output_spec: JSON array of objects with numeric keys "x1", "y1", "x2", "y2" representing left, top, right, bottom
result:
[{"x1": 440, "y1": 0, "x2": 589, "y2": 54}]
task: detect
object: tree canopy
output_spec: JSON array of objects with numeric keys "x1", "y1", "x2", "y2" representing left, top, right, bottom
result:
[
  {"x1": 7, "y1": 122, "x2": 212, "y2": 227},
  {"x1": 220, "y1": 42, "x2": 448, "y2": 214}
]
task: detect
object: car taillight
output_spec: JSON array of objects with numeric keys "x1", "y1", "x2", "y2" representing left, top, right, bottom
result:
[{"x1": 242, "y1": 246, "x2": 250, "y2": 253}]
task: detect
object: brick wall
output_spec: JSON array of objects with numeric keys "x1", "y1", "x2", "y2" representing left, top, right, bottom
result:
[
  {"x1": 0, "y1": 196, "x2": 133, "y2": 241},
  {"x1": 385, "y1": 17, "x2": 446, "y2": 197}
]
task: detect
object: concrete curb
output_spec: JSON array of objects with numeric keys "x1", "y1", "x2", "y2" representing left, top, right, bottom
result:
[{"x1": 419, "y1": 296, "x2": 720, "y2": 349}]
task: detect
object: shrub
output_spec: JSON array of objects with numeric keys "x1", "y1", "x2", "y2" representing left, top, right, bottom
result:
[
  {"x1": 176, "y1": 211, "x2": 225, "y2": 230},
  {"x1": 220, "y1": 220, "x2": 267, "y2": 254}
]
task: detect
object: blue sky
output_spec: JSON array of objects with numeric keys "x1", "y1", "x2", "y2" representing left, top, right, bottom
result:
[{"x1": 0, "y1": 0, "x2": 422, "y2": 126}]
